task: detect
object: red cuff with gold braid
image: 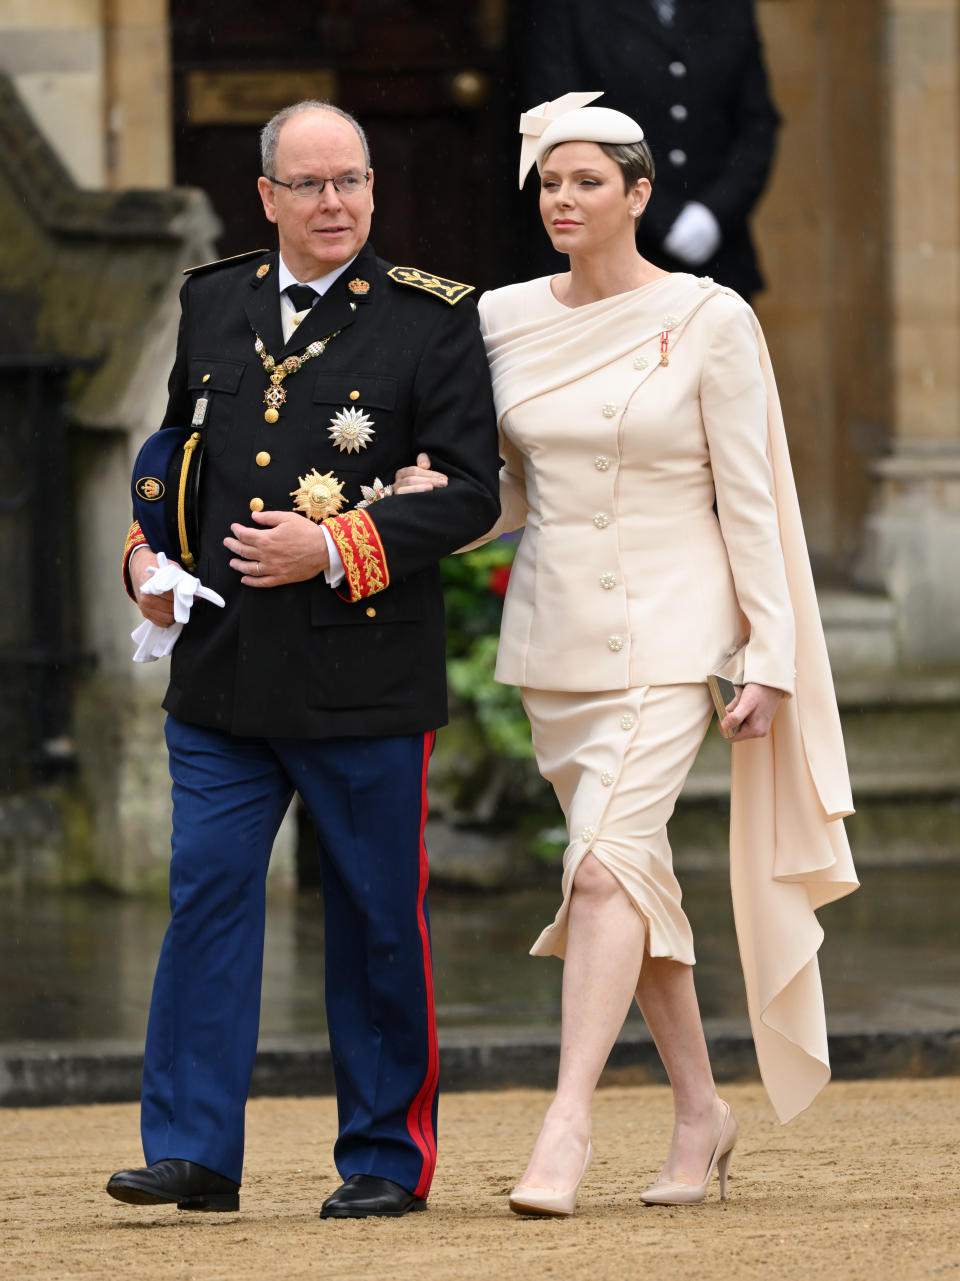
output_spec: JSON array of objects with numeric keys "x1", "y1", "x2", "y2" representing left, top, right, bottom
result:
[
  {"x1": 122, "y1": 521, "x2": 148, "y2": 600},
  {"x1": 323, "y1": 509, "x2": 390, "y2": 602}
]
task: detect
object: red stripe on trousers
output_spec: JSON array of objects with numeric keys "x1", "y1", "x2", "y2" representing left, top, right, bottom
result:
[{"x1": 405, "y1": 729, "x2": 439, "y2": 1198}]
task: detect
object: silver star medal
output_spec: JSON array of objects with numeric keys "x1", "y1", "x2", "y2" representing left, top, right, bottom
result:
[
  {"x1": 356, "y1": 478, "x2": 393, "y2": 509},
  {"x1": 328, "y1": 405, "x2": 375, "y2": 453}
]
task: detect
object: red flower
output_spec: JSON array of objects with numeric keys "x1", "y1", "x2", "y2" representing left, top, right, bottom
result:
[{"x1": 488, "y1": 564, "x2": 512, "y2": 599}]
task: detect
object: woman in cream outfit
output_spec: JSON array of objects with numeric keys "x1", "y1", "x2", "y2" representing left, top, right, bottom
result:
[{"x1": 400, "y1": 93, "x2": 857, "y2": 1216}]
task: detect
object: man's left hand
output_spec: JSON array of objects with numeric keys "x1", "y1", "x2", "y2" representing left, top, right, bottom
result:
[{"x1": 224, "y1": 510, "x2": 330, "y2": 587}]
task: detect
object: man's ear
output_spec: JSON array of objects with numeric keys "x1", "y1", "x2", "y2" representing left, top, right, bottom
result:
[{"x1": 258, "y1": 176, "x2": 278, "y2": 225}]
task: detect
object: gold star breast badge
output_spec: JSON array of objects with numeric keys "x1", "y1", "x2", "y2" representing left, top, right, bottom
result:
[
  {"x1": 290, "y1": 470, "x2": 347, "y2": 522},
  {"x1": 328, "y1": 405, "x2": 375, "y2": 453}
]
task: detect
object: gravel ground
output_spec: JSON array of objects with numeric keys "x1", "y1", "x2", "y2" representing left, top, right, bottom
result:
[{"x1": 3, "y1": 1079, "x2": 958, "y2": 1281}]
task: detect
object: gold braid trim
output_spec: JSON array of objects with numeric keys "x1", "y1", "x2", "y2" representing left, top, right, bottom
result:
[
  {"x1": 122, "y1": 521, "x2": 148, "y2": 599},
  {"x1": 323, "y1": 509, "x2": 390, "y2": 602}
]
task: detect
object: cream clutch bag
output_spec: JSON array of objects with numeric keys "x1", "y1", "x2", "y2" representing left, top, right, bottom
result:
[{"x1": 707, "y1": 640, "x2": 747, "y2": 740}]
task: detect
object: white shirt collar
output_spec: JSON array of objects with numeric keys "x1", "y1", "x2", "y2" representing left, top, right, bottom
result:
[{"x1": 277, "y1": 252, "x2": 360, "y2": 307}]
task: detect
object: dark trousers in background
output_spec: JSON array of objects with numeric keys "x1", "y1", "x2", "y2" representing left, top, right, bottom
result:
[{"x1": 140, "y1": 716, "x2": 439, "y2": 1196}]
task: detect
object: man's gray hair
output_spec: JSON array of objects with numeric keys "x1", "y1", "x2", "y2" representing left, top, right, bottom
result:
[{"x1": 260, "y1": 101, "x2": 371, "y2": 176}]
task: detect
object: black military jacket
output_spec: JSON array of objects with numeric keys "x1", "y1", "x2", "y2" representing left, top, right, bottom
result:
[
  {"x1": 156, "y1": 241, "x2": 500, "y2": 739},
  {"x1": 524, "y1": 0, "x2": 780, "y2": 298}
]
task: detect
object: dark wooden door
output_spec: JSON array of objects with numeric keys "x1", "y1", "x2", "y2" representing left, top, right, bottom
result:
[{"x1": 171, "y1": 0, "x2": 520, "y2": 292}]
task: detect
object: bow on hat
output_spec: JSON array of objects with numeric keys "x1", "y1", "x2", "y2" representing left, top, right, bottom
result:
[{"x1": 518, "y1": 90, "x2": 604, "y2": 188}]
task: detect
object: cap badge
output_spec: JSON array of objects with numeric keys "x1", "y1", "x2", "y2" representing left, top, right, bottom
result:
[
  {"x1": 135, "y1": 476, "x2": 164, "y2": 502},
  {"x1": 256, "y1": 263, "x2": 271, "y2": 278},
  {"x1": 328, "y1": 406, "x2": 375, "y2": 453},
  {"x1": 348, "y1": 278, "x2": 370, "y2": 295},
  {"x1": 291, "y1": 469, "x2": 347, "y2": 522}
]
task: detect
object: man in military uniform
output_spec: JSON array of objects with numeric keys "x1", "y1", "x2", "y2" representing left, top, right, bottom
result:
[{"x1": 107, "y1": 101, "x2": 500, "y2": 1219}]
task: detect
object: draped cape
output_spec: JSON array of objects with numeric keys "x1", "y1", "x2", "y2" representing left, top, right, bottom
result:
[{"x1": 482, "y1": 275, "x2": 859, "y2": 1122}]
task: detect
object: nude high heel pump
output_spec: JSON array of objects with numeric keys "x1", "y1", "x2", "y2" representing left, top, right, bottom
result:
[
  {"x1": 508, "y1": 1141, "x2": 594, "y2": 1217},
  {"x1": 640, "y1": 1102, "x2": 737, "y2": 1206}
]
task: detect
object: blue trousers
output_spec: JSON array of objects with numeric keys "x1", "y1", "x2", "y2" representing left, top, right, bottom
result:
[{"x1": 141, "y1": 715, "x2": 439, "y2": 1195}]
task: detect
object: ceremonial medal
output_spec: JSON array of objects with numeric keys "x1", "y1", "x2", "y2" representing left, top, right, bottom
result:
[
  {"x1": 659, "y1": 328, "x2": 670, "y2": 367},
  {"x1": 356, "y1": 477, "x2": 393, "y2": 509},
  {"x1": 254, "y1": 329, "x2": 340, "y2": 423},
  {"x1": 328, "y1": 406, "x2": 375, "y2": 453},
  {"x1": 291, "y1": 469, "x2": 347, "y2": 522}
]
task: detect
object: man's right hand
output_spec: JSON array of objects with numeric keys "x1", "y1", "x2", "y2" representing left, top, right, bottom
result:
[
  {"x1": 129, "y1": 547, "x2": 178, "y2": 627},
  {"x1": 393, "y1": 453, "x2": 448, "y2": 494}
]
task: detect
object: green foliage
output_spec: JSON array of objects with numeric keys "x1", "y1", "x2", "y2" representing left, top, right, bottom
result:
[{"x1": 441, "y1": 541, "x2": 534, "y2": 761}]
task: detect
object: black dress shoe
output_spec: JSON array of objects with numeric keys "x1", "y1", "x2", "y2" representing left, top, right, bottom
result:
[
  {"x1": 320, "y1": 1174, "x2": 427, "y2": 1219},
  {"x1": 106, "y1": 1158, "x2": 239, "y2": 1211}
]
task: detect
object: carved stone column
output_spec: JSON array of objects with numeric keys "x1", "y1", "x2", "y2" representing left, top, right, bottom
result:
[{"x1": 855, "y1": 0, "x2": 960, "y2": 664}]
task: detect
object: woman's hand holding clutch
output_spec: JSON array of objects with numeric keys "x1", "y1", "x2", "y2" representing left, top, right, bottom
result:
[
  {"x1": 719, "y1": 683, "x2": 784, "y2": 741},
  {"x1": 393, "y1": 453, "x2": 448, "y2": 494}
]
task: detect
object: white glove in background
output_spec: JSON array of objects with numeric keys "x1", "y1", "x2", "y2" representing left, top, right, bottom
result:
[
  {"x1": 131, "y1": 552, "x2": 225, "y2": 663},
  {"x1": 662, "y1": 201, "x2": 723, "y2": 265}
]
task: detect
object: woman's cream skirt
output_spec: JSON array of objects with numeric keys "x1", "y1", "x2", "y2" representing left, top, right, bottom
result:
[{"x1": 521, "y1": 683, "x2": 714, "y2": 963}]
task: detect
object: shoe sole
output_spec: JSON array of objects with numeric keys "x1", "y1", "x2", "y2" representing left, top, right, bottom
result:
[
  {"x1": 106, "y1": 1180, "x2": 239, "y2": 1212},
  {"x1": 320, "y1": 1201, "x2": 427, "y2": 1219}
]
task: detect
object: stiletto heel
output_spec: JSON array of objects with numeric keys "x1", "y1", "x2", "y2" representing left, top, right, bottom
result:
[
  {"x1": 509, "y1": 1140, "x2": 594, "y2": 1217},
  {"x1": 640, "y1": 1101, "x2": 738, "y2": 1206}
]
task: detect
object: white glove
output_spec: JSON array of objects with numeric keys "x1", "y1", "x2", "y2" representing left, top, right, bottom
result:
[
  {"x1": 131, "y1": 552, "x2": 225, "y2": 663},
  {"x1": 663, "y1": 201, "x2": 722, "y2": 265}
]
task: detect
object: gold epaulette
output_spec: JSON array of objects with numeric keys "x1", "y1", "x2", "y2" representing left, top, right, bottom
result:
[
  {"x1": 386, "y1": 266, "x2": 474, "y2": 305},
  {"x1": 183, "y1": 248, "x2": 271, "y2": 276}
]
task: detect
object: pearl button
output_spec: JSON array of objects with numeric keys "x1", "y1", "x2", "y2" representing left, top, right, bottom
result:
[
  {"x1": 581, "y1": 826, "x2": 595, "y2": 842},
  {"x1": 607, "y1": 635, "x2": 624, "y2": 652},
  {"x1": 668, "y1": 149, "x2": 687, "y2": 167},
  {"x1": 594, "y1": 455, "x2": 611, "y2": 471},
  {"x1": 601, "y1": 403, "x2": 617, "y2": 418},
  {"x1": 633, "y1": 355, "x2": 649, "y2": 371},
  {"x1": 664, "y1": 314, "x2": 679, "y2": 329},
  {"x1": 620, "y1": 713, "x2": 636, "y2": 730},
  {"x1": 601, "y1": 771, "x2": 614, "y2": 787},
  {"x1": 670, "y1": 103, "x2": 688, "y2": 121},
  {"x1": 249, "y1": 497, "x2": 264, "y2": 512},
  {"x1": 599, "y1": 573, "x2": 616, "y2": 590},
  {"x1": 698, "y1": 276, "x2": 714, "y2": 288},
  {"x1": 255, "y1": 451, "x2": 271, "y2": 467},
  {"x1": 669, "y1": 60, "x2": 687, "y2": 77},
  {"x1": 593, "y1": 512, "x2": 610, "y2": 529}
]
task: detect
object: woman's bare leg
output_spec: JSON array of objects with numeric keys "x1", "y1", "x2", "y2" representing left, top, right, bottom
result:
[
  {"x1": 518, "y1": 853, "x2": 647, "y2": 1191},
  {"x1": 634, "y1": 956, "x2": 727, "y2": 1181}
]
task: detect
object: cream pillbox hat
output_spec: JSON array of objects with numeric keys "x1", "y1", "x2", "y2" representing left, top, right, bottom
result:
[{"x1": 518, "y1": 91, "x2": 645, "y2": 188}]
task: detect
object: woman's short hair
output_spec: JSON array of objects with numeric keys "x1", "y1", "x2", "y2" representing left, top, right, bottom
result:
[
  {"x1": 599, "y1": 140, "x2": 656, "y2": 190},
  {"x1": 260, "y1": 101, "x2": 371, "y2": 176}
]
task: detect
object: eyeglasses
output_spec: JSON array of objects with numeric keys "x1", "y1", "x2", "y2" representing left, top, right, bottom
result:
[{"x1": 267, "y1": 172, "x2": 371, "y2": 198}]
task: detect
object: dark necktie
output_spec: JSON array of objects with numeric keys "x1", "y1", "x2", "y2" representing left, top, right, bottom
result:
[{"x1": 285, "y1": 284, "x2": 319, "y2": 312}]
